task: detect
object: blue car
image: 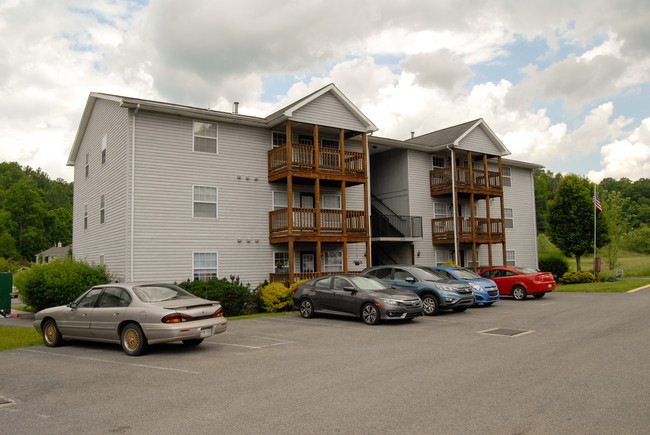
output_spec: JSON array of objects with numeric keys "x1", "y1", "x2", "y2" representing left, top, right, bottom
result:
[{"x1": 431, "y1": 266, "x2": 500, "y2": 306}]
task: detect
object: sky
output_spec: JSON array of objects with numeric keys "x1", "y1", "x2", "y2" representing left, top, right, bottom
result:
[{"x1": 1, "y1": 0, "x2": 649, "y2": 183}]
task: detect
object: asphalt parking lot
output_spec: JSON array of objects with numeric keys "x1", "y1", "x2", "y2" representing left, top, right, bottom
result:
[{"x1": 2, "y1": 291, "x2": 649, "y2": 434}]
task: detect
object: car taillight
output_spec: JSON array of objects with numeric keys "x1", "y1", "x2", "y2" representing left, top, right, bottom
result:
[
  {"x1": 161, "y1": 313, "x2": 193, "y2": 323},
  {"x1": 211, "y1": 307, "x2": 223, "y2": 318}
]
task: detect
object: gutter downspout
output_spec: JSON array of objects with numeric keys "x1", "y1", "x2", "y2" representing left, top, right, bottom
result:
[
  {"x1": 130, "y1": 104, "x2": 140, "y2": 282},
  {"x1": 447, "y1": 144, "x2": 459, "y2": 265}
]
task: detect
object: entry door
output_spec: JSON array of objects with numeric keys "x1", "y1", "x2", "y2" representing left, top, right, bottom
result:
[{"x1": 301, "y1": 252, "x2": 315, "y2": 273}]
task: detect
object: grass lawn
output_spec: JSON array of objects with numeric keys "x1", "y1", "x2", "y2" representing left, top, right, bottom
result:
[
  {"x1": 566, "y1": 250, "x2": 650, "y2": 278},
  {"x1": 555, "y1": 278, "x2": 650, "y2": 293},
  {"x1": 0, "y1": 327, "x2": 43, "y2": 351}
]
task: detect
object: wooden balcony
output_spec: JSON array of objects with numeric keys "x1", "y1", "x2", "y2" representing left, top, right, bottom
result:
[
  {"x1": 430, "y1": 167, "x2": 502, "y2": 196},
  {"x1": 268, "y1": 144, "x2": 365, "y2": 182},
  {"x1": 431, "y1": 217, "x2": 505, "y2": 244},
  {"x1": 269, "y1": 271, "x2": 362, "y2": 287},
  {"x1": 269, "y1": 208, "x2": 368, "y2": 242}
]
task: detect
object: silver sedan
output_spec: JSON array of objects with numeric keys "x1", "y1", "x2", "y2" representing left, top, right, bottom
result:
[{"x1": 33, "y1": 283, "x2": 228, "y2": 356}]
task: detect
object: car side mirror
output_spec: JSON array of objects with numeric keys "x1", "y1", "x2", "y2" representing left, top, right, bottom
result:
[
  {"x1": 343, "y1": 286, "x2": 356, "y2": 293},
  {"x1": 405, "y1": 277, "x2": 415, "y2": 283},
  {"x1": 68, "y1": 302, "x2": 78, "y2": 309}
]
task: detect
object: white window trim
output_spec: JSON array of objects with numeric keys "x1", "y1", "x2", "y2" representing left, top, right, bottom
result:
[
  {"x1": 84, "y1": 205, "x2": 88, "y2": 230},
  {"x1": 321, "y1": 138, "x2": 339, "y2": 149},
  {"x1": 504, "y1": 208, "x2": 514, "y2": 229},
  {"x1": 272, "y1": 191, "x2": 288, "y2": 210},
  {"x1": 506, "y1": 250, "x2": 516, "y2": 267},
  {"x1": 431, "y1": 155, "x2": 446, "y2": 169},
  {"x1": 503, "y1": 167, "x2": 512, "y2": 187},
  {"x1": 101, "y1": 134, "x2": 107, "y2": 164},
  {"x1": 99, "y1": 194, "x2": 105, "y2": 224},
  {"x1": 193, "y1": 121, "x2": 218, "y2": 154},
  {"x1": 321, "y1": 250, "x2": 343, "y2": 272},
  {"x1": 274, "y1": 251, "x2": 290, "y2": 273},
  {"x1": 321, "y1": 194, "x2": 341, "y2": 210},
  {"x1": 272, "y1": 131, "x2": 288, "y2": 149},
  {"x1": 193, "y1": 185, "x2": 218, "y2": 219},
  {"x1": 85, "y1": 152, "x2": 89, "y2": 178},
  {"x1": 434, "y1": 202, "x2": 452, "y2": 219},
  {"x1": 193, "y1": 252, "x2": 218, "y2": 281}
]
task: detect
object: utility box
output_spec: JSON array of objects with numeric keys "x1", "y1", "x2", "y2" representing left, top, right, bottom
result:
[{"x1": 0, "y1": 272, "x2": 12, "y2": 314}]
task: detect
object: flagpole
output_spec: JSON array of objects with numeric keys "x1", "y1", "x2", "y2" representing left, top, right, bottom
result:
[{"x1": 593, "y1": 184, "x2": 597, "y2": 278}]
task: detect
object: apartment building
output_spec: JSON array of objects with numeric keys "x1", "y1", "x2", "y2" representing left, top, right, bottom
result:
[{"x1": 68, "y1": 84, "x2": 540, "y2": 285}]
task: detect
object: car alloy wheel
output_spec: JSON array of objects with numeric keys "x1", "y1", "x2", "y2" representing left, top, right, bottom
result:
[
  {"x1": 299, "y1": 298, "x2": 314, "y2": 318},
  {"x1": 422, "y1": 294, "x2": 440, "y2": 315},
  {"x1": 512, "y1": 285, "x2": 527, "y2": 300},
  {"x1": 42, "y1": 319, "x2": 63, "y2": 347},
  {"x1": 361, "y1": 303, "x2": 380, "y2": 325},
  {"x1": 121, "y1": 323, "x2": 148, "y2": 356}
]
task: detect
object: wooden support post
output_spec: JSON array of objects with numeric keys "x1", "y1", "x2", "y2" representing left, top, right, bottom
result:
[
  {"x1": 287, "y1": 174, "x2": 293, "y2": 234},
  {"x1": 315, "y1": 178, "x2": 321, "y2": 235},
  {"x1": 341, "y1": 180, "x2": 347, "y2": 235},
  {"x1": 340, "y1": 129, "x2": 345, "y2": 174},
  {"x1": 314, "y1": 124, "x2": 319, "y2": 172},
  {"x1": 289, "y1": 239, "x2": 294, "y2": 285},
  {"x1": 285, "y1": 120, "x2": 292, "y2": 170}
]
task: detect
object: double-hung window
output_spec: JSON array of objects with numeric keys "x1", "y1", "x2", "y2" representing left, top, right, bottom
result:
[
  {"x1": 99, "y1": 195, "x2": 105, "y2": 224},
  {"x1": 274, "y1": 252, "x2": 289, "y2": 273},
  {"x1": 273, "y1": 191, "x2": 288, "y2": 210},
  {"x1": 85, "y1": 153, "x2": 90, "y2": 178},
  {"x1": 506, "y1": 250, "x2": 516, "y2": 267},
  {"x1": 502, "y1": 167, "x2": 511, "y2": 187},
  {"x1": 432, "y1": 155, "x2": 446, "y2": 168},
  {"x1": 321, "y1": 138, "x2": 339, "y2": 149},
  {"x1": 504, "y1": 208, "x2": 514, "y2": 229},
  {"x1": 84, "y1": 205, "x2": 88, "y2": 229},
  {"x1": 193, "y1": 252, "x2": 218, "y2": 281},
  {"x1": 322, "y1": 251, "x2": 343, "y2": 272},
  {"x1": 101, "y1": 134, "x2": 107, "y2": 164},
  {"x1": 321, "y1": 194, "x2": 341, "y2": 209},
  {"x1": 272, "y1": 132, "x2": 286, "y2": 148},
  {"x1": 193, "y1": 186, "x2": 218, "y2": 218},
  {"x1": 193, "y1": 121, "x2": 218, "y2": 153}
]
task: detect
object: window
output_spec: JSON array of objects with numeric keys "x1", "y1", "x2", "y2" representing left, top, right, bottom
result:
[
  {"x1": 98, "y1": 287, "x2": 131, "y2": 308},
  {"x1": 504, "y1": 208, "x2": 514, "y2": 229},
  {"x1": 436, "y1": 250, "x2": 451, "y2": 266},
  {"x1": 332, "y1": 277, "x2": 352, "y2": 290},
  {"x1": 432, "y1": 155, "x2": 446, "y2": 168},
  {"x1": 434, "y1": 203, "x2": 451, "y2": 219},
  {"x1": 272, "y1": 132, "x2": 287, "y2": 148},
  {"x1": 321, "y1": 194, "x2": 341, "y2": 209},
  {"x1": 100, "y1": 195, "x2": 105, "y2": 224},
  {"x1": 274, "y1": 252, "x2": 289, "y2": 273},
  {"x1": 393, "y1": 268, "x2": 416, "y2": 282},
  {"x1": 321, "y1": 138, "x2": 339, "y2": 149},
  {"x1": 99, "y1": 255, "x2": 105, "y2": 266},
  {"x1": 193, "y1": 186, "x2": 217, "y2": 218},
  {"x1": 366, "y1": 267, "x2": 392, "y2": 279},
  {"x1": 502, "y1": 167, "x2": 511, "y2": 187},
  {"x1": 193, "y1": 121, "x2": 218, "y2": 153},
  {"x1": 314, "y1": 277, "x2": 331, "y2": 289},
  {"x1": 299, "y1": 135, "x2": 313, "y2": 146},
  {"x1": 465, "y1": 250, "x2": 479, "y2": 268},
  {"x1": 273, "y1": 191, "x2": 288, "y2": 210},
  {"x1": 322, "y1": 251, "x2": 343, "y2": 272},
  {"x1": 193, "y1": 252, "x2": 218, "y2": 281},
  {"x1": 101, "y1": 134, "x2": 107, "y2": 164},
  {"x1": 506, "y1": 250, "x2": 516, "y2": 267},
  {"x1": 84, "y1": 205, "x2": 88, "y2": 230},
  {"x1": 85, "y1": 153, "x2": 89, "y2": 178},
  {"x1": 76, "y1": 288, "x2": 102, "y2": 308}
]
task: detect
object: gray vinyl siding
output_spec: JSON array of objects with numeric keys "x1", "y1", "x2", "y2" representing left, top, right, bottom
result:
[
  {"x1": 501, "y1": 165, "x2": 538, "y2": 267},
  {"x1": 371, "y1": 149, "x2": 409, "y2": 215},
  {"x1": 292, "y1": 93, "x2": 367, "y2": 132},
  {"x1": 72, "y1": 99, "x2": 129, "y2": 280},
  {"x1": 407, "y1": 149, "x2": 436, "y2": 267},
  {"x1": 457, "y1": 126, "x2": 503, "y2": 155}
]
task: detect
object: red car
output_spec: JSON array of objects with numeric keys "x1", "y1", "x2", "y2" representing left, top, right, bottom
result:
[{"x1": 479, "y1": 267, "x2": 555, "y2": 300}]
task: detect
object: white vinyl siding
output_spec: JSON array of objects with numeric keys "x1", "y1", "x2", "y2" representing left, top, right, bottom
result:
[
  {"x1": 193, "y1": 121, "x2": 218, "y2": 153},
  {"x1": 273, "y1": 191, "x2": 287, "y2": 210},
  {"x1": 193, "y1": 186, "x2": 218, "y2": 218},
  {"x1": 193, "y1": 252, "x2": 218, "y2": 281}
]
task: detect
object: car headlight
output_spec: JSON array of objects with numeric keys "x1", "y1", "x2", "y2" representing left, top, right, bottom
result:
[
  {"x1": 436, "y1": 285, "x2": 456, "y2": 292},
  {"x1": 380, "y1": 298, "x2": 400, "y2": 305},
  {"x1": 469, "y1": 283, "x2": 482, "y2": 292}
]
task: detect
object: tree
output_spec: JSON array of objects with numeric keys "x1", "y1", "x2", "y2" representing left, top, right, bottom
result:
[
  {"x1": 602, "y1": 190, "x2": 630, "y2": 269},
  {"x1": 546, "y1": 174, "x2": 609, "y2": 270},
  {"x1": 3, "y1": 179, "x2": 49, "y2": 259}
]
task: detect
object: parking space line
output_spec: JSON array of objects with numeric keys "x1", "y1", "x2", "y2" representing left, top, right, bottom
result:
[
  {"x1": 255, "y1": 316, "x2": 382, "y2": 331},
  {"x1": 18, "y1": 348, "x2": 201, "y2": 374}
]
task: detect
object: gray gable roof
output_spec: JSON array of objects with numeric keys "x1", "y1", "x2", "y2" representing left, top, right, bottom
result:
[{"x1": 408, "y1": 118, "x2": 510, "y2": 156}]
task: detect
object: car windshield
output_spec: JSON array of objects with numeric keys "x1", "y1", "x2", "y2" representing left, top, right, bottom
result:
[
  {"x1": 514, "y1": 267, "x2": 539, "y2": 274},
  {"x1": 413, "y1": 267, "x2": 445, "y2": 281},
  {"x1": 450, "y1": 268, "x2": 481, "y2": 279},
  {"x1": 349, "y1": 276, "x2": 391, "y2": 291},
  {"x1": 133, "y1": 285, "x2": 196, "y2": 303}
]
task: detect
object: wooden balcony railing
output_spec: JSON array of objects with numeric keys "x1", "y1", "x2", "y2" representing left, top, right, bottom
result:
[
  {"x1": 270, "y1": 208, "x2": 367, "y2": 237},
  {"x1": 430, "y1": 167, "x2": 502, "y2": 194},
  {"x1": 268, "y1": 144, "x2": 365, "y2": 178},
  {"x1": 431, "y1": 217, "x2": 504, "y2": 243}
]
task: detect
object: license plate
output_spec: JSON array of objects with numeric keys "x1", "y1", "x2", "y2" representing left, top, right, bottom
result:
[{"x1": 200, "y1": 327, "x2": 212, "y2": 338}]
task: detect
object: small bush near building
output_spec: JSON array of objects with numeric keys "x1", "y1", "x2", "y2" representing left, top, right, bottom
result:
[
  {"x1": 539, "y1": 254, "x2": 569, "y2": 279},
  {"x1": 259, "y1": 282, "x2": 293, "y2": 313},
  {"x1": 560, "y1": 270, "x2": 597, "y2": 284},
  {"x1": 177, "y1": 276, "x2": 257, "y2": 317},
  {"x1": 14, "y1": 258, "x2": 111, "y2": 312}
]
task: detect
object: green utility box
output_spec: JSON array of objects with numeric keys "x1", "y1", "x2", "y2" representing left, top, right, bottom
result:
[{"x1": 0, "y1": 272, "x2": 12, "y2": 314}]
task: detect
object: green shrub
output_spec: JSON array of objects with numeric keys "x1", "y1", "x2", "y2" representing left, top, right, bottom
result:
[
  {"x1": 560, "y1": 270, "x2": 596, "y2": 284},
  {"x1": 14, "y1": 258, "x2": 111, "y2": 311},
  {"x1": 539, "y1": 254, "x2": 569, "y2": 280},
  {"x1": 259, "y1": 282, "x2": 293, "y2": 313},
  {"x1": 177, "y1": 275, "x2": 256, "y2": 317}
]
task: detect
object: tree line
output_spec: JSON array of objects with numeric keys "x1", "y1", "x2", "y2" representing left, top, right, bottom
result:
[
  {"x1": 0, "y1": 162, "x2": 73, "y2": 266},
  {"x1": 535, "y1": 170, "x2": 650, "y2": 269}
]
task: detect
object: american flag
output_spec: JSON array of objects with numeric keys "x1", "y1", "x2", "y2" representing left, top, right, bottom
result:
[{"x1": 593, "y1": 193, "x2": 602, "y2": 212}]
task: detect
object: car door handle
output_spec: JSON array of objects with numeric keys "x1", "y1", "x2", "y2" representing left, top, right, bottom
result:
[{"x1": 113, "y1": 313, "x2": 120, "y2": 316}]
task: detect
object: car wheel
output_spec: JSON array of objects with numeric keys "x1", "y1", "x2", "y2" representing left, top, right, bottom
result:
[
  {"x1": 299, "y1": 298, "x2": 314, "y2": 318},
  {"x1": 42, "y1": 319, "x2": 63, "y2": 347},
  {"x1": 361, "y1": 303, "x2": 380, "y2": 325},
  {"x1": 533, "y1": 292, "x2": 545, "y2": 299},
  {"x1": 512, "y1": 285, "x2": 527, "y2": 300},
  {"x1": 453, "y1": 307, "x2": 467, "y2": 312},
  {"x1": 421, "y1": 294, "x2": 440, "y2": 316},
  {"x1": 121, "y1": 323, "x2": 148, "y2": 356},
  {"x1": 182, "y1": 339, "x2": 204, "y2": 346}
]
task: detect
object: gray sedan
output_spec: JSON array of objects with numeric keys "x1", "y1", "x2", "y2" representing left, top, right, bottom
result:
[
  {"x1": 293, "y1": 274, "x2": 423, "y2": 325},
  {"x1": 33, "y1": 283, "x2": 228, "y2": 356}
]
